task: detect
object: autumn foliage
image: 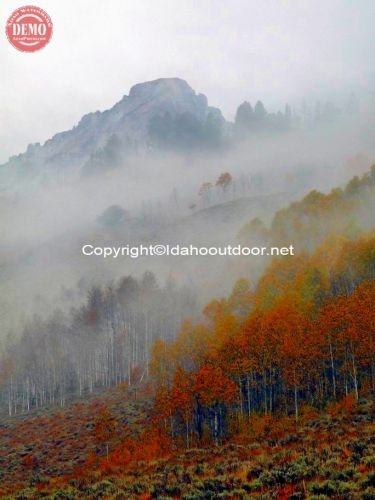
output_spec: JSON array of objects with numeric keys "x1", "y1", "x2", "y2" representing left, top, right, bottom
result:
[{"x1": 150, "y1": 231, "x2": 375, "y2": 446}]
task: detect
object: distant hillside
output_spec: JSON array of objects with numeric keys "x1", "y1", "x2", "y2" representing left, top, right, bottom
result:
[{"x1": 239, "y1": 165, "x2": 375, "y2": 251}]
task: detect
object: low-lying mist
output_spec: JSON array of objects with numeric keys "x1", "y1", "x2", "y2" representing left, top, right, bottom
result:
[{"x1": 0, "y1": 102, "x2": 374, "y2": 338}]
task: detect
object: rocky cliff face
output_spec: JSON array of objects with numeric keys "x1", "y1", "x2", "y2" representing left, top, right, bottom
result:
[{"x1": 0, "y1": 78, "x2": 227, "y2": 189}]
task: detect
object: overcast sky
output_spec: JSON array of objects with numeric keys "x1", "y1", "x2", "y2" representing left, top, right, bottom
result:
[{"x1": 0, "y1": 0, "x2": 374, "y2": 163}]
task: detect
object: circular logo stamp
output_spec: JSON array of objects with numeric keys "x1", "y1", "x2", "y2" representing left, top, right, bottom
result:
[{"x1": 6, "y1": 5, "x2": 53, "y2": 52}]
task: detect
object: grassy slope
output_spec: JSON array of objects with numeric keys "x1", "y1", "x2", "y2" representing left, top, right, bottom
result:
[
  {"x1": 1, "y1": 394, "x2": 373, "y2": 499},
  {"x1": 0, "y1": 387, "x2": 151, "y2": 497}
]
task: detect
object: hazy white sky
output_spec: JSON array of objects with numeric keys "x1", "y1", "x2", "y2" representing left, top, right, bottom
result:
[{"x1": 0, "y1": 0, "x2": 374, "y2": 163}]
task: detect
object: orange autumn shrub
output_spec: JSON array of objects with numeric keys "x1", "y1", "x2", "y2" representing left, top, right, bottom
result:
[{"x1": 327, "y1": 393, "x2": 357, "y2": 418}]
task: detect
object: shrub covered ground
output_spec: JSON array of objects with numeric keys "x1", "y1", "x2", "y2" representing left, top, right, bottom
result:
[
  {"x1": 0, "y1": 387, "x2": 151, "y2": 497},
  {"x1": 0, "y1": 395, "x2": 373, "y2": 499}
]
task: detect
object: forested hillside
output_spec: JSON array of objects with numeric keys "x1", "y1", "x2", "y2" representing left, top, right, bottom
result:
[
  {"x1": 0, "y1": 165, "x2": 374, "y2": 498},
  {"x1": 0, "y1": 273, "x2": 196, "y2": 415},
  {"x1": 1, "y1": 168, "x2": 374, "y2": 418},
  {"x1": 239, "y1": 165, "x2": 375, "y2": 250},
  {"x1": 150, "y1": 231, "x2": 374, "y2": 443}
]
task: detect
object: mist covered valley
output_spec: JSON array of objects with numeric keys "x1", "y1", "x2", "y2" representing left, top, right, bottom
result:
[{"x1": 0, "y1": 77, "x2": 374, "y2": 418}]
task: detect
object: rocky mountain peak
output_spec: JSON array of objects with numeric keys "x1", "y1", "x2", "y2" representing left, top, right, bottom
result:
[{"x1": 0, "y1": 78, "x2": 226, "y2": 190}]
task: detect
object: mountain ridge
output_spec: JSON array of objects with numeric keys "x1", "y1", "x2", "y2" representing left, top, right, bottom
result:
[{"x1": 0, "y1": 77, "x2": 227, "y2": 189}]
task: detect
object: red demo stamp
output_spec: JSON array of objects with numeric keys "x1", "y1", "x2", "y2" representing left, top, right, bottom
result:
[{"x1": 6, "y1": 5, "x2": 53, "y2": 52}]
